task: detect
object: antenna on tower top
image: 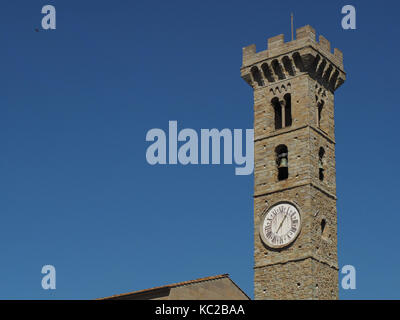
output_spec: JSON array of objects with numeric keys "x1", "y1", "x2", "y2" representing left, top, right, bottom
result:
[{"x1": 291, "y1": 13, "x2": 294, "y2": 40}]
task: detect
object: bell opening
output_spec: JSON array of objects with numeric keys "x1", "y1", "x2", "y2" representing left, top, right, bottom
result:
[
  {"x1": 278, "y1": 167, "x2": 289, "y2": 181},
  {"x1": 275, "y1": 145, "x2": 289, "y2": 181},
  {"x1": 319, "y1": 168, "x2": 324, "y2": 181}
]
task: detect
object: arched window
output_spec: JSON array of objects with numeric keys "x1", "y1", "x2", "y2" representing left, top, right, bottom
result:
[
  {"x1": 276, "y1": 145, "x2": 288, "y2": 181},
  {"x1": 284, "y1": 93, "x2": 292, "y2": 127},
  {"x1": 319, "y1": 147, "x2": 325, "y2": 181},
  {"x1": 271, "y1": 94, "x2": 292, "y2": 130},
  {"x1": 272, "y1": 97, "x2": 282, "y2": 130}
]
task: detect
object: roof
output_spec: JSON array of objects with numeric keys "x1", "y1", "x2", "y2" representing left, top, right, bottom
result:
[{"x1": 97, "y1": 274, "x2": 250, "y2": 300}]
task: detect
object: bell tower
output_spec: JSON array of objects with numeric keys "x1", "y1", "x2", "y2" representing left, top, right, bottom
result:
[{"x1": 241, "y1": 25, "x2": 346, "y2": 300}]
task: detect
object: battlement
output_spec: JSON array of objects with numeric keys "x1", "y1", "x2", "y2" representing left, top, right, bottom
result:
[
  {"x1": 242, "y1": 25, "x2": 343, "y2": 69},
  {"x1": 241, "y1": 26, "x2": 345, "y2": 92}
]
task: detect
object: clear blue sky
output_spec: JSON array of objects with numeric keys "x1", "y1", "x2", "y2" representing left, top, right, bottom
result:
[{"x1": 0, "y1": 0, "x2": 399, "y2": 299}]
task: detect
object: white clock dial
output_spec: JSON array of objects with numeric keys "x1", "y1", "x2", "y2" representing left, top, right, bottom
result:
[{"x1": 260, "y1": 202, "x2": 301, "y2": 248}]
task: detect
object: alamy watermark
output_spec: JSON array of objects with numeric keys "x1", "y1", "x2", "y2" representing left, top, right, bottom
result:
[
  {"x1": 341, "y1": 5, "x2": 356, "y2": 30},
  {"x1": 41, "y1": 265, "x2": 56, "y2": 290},
  {"x1": 40, "y1": 5, "x2": 56, "y2": 31},
  {"x1": 145, "y1": 121, "x2": 254, "y2": 175},
  {"x1": 341, "y1": 264, "x2": 356, "y2": 290}
]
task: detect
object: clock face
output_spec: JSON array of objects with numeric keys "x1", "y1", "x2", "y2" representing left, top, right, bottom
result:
[{"x1": 260, "y1": 202, "x2": 301, "y2": 249}]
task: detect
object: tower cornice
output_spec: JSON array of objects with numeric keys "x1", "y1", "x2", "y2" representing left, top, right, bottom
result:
[
  {"x1": 254, "y1": 254, "x2": 339, "y2": 270},
  {"x1": 253, "y1": 182, "x2": 337, "y2": 200},
  {"x1": 254, "y1": 124, "x2": 336, "y2": 145},
  {"x1": 241, "y1": 25, "x2": 346, "y2": 92}
]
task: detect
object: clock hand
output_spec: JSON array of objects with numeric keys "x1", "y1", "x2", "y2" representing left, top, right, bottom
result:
[{"x1": 276, "y1": 213, "x2": 288, "y2": 234}]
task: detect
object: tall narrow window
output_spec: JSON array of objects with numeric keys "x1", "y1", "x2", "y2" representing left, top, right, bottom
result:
[
  {"x1": 321, "y1": 219, "x2": 329, "y2": 240},
  {"x1": 284, "y1": 93, "x2": 292, "y2": 127},
  {"x1": 272, "y1": 97, "x2": 282, "y2": 130},
  {"x1": 319, "y1": 147, "x2": 325, "y2": 181},
  {"x1": 321, "y1": 219, "x2": 326, "y2": 234},
  {"x1": 317, "y1": 100, "x2": 324, "y2": 129},
  {"x1": 276, "y1": 145, "x2": 288, "y2": 181}
]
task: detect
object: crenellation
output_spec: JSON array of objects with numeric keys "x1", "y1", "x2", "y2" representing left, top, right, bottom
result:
[
  {"x1": 267, "y1": 34, "x2": 285, "y2": 49},
  {"x1": 295, "y1": 25, "x2": 316, "y2": 42},
  {"x1": 242, "y1": 44, "x2": 256, "y2": 58},
  {"x1": 333, "y1": 48, "x2": 343, "y2": 62},
  {"x1": 318, "y1": 35, "x2": 331, "y2": 52}
]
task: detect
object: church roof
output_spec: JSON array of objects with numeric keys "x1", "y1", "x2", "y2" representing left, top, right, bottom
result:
[{"x1": 98, "y1": 274, "x2": 249, "y2": 300}]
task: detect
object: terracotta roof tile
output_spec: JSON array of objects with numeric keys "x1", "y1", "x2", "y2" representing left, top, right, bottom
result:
[{"x1": 97, "y1": 274, "x2": 231, "y2": 300}]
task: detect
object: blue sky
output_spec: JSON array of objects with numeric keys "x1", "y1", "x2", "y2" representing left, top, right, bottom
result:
[{"x1": 0, "y1": 0, "x2": 399, "y2": 299}]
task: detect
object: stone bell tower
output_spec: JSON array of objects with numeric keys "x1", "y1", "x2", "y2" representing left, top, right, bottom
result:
[{"x1": 241, "y1": 25, "x2": 346, "y2": 300}]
